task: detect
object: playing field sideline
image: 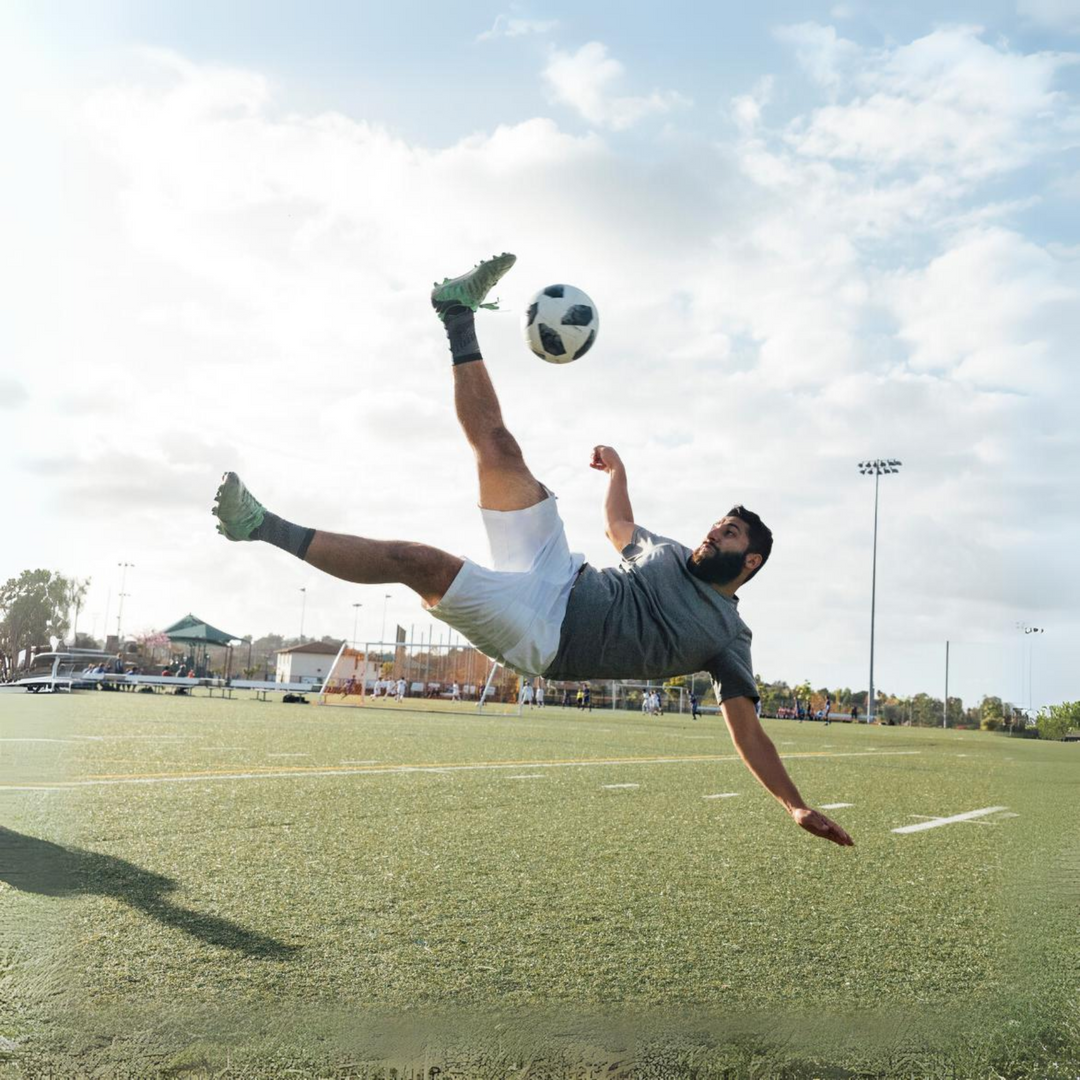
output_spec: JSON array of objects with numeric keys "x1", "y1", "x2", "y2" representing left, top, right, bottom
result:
[{"x1": 1, "y1": 691, "x2": 1076, "y2": 1077}]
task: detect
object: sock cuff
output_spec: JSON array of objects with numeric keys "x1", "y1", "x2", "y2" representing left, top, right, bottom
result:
[
  {"x1": 444, "y1": 308, "x2": 482, "y2": 365},
  {"x1": 252, "y1": 511, "x2": 315, "y2": 561}
]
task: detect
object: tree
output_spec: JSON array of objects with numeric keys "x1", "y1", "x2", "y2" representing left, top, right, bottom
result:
[
  {"x1": 0, "y1": 570, "x2": 87, "y2": 674},
  {"x1": 1037, "y1": 702, "x2": 1080, "y2": 741}
]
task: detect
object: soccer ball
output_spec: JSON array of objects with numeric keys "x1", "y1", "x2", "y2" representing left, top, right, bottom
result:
[{"x1": 522, "y1": 284, "x2": 599, "y2": 364}]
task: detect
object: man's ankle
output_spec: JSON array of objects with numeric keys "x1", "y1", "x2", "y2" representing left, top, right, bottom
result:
[{"x1": 443, "y1": 307, "x2": 483, "y2": 365}]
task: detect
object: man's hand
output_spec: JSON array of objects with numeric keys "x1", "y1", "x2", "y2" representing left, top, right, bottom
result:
[
  {"x1": 590, "y1": 445, "x2": 623, "y2": 473},
  {"x1": 791, "y1": 807, "x2": 855, "y2": 847}
]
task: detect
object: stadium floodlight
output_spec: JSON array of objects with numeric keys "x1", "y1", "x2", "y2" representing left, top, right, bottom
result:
[
  {"x1": 299, "y1": 587, "x2": 307, "y2": 644},
  {"x1": 351, "y1": 602, "x2": 363, "y2": 647},
  {"x1": 1017, "y1": 623, "x2": 1045, "y2": 716},
  {"x1": 116, "y1": 562, "x2": 135, "y2": 643},
  {"x1": 857, "y1": 459, "x2": 903, "y2": 723}
]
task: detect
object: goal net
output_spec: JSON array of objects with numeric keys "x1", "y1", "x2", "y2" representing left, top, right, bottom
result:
[
  {"x1": 610, "y1": 681, "x2": 689, "y2": 715},
  {"x1": 317, "y1": 640, "x2": 525, "y2": 716}
]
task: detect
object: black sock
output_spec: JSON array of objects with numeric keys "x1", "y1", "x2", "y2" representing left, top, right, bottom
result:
[
  {"x1": 251, "y1": 512, "x2": 315, "y2": 560},
  {"x1": 443, "y1": 306, "x2": 482, "y2": 365}
]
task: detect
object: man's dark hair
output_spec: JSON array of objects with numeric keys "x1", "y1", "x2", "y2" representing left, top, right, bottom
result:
[{"x1": 727, "y1": 505, "x2": 773, "y2": 581}]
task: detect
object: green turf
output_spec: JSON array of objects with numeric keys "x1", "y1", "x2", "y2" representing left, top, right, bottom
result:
[{"x1": 1, "y1": 690, "x2": 1076, "y2": 1077}]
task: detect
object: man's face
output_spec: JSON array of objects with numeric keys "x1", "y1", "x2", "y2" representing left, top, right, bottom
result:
[{"x1": 687, "y1": 516, "x2": 757, "y2": 587}]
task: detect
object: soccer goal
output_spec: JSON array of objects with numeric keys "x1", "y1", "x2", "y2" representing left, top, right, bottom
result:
[
  {"x1": 611, "y1": 681, "x2": 689, "y2": 715},
  {"x1": 317, "y1": 640, "x2": 525, "y2": 716}
]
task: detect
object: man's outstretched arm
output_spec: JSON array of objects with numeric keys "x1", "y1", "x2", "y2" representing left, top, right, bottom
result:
[
  {"x1": 589, "y1": 445, "x2": 635, "y2": 552},
  {"x1": 720, "y1": 695, "x2": 855, "y2": 847}
]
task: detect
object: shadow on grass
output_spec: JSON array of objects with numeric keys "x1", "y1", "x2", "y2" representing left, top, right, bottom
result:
[{"x1": 0, "y1": 827, "x2": 299, "y2": 960}]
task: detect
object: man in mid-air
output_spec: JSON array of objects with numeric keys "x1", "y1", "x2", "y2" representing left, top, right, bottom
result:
[{"x1": 213, "y1": 253, "x2": 854, "y2": 848}]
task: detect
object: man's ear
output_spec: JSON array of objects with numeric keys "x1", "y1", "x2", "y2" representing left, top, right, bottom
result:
[{"x1": 744, "y1": 552, "x2": 763, "y2": 574}]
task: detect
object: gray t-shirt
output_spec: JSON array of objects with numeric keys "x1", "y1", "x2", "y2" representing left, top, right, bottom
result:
[{"x1": 543, "y1": 526, "x2": 759, "y2": 703}]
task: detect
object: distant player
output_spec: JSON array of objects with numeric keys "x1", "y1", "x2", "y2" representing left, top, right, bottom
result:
[
  {"x1": 690, "y1": 692, "x2": 700, "y2": 720},
  {"x1": 213, "y1": 253, "x2": 853, "y2": 848},
  {"x1": 535, "y1": 682, "x2": 545, "y2": 708},
  {"x1": 520, "y1": 680, "x2": 534, "y2": 708},
  {"x1": 395, "y1": 677, "x2": 406, "y2": 703},
  {"x1": 450, "y1": 681, "x2": 461, "y2": 702}
]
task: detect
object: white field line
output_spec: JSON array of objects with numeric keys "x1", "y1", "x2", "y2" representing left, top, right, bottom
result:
[
  {"x1": 0, "y1": 738, "x2": 80, "y2": 744},
  {"x1": 603, "y1": 783, "x2": 640, "y2": 789},
  {"x1": 821, "y1": 802, "x2": 854, "y2": 809},
  {"x1": 267, "y1": 753, "x2": 311, "y2": 758},
  {"x1": 70, "y1": 735, "x2": 198, "y2": 741},
  {"x1": 0, "y1": 749, "x2": 921, "y2": 790},
  {"x1": 892, "y1": 806, "x2": 1008, "y2": 834},
  {"x1": 703, "y1": 793, "x2": 740, "y2": 799},
  {"x1": 508, "y1": 774, "x2": 545, "y2": 780}
]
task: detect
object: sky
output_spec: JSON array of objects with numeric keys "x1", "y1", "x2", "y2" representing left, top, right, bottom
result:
[{"x1": 2, "y1": 0, "x2": 1079, "y2": 712}]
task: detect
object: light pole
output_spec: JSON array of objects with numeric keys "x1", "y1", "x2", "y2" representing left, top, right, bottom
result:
[
  {"x1": 857, "y1": 459, "x2": 902, "y2": 724},
  {"x1": 381, "y1": 593, "x2": 391, "y2": 645},
  {"x1": 299, "y1": 587, "x2": 307, "y2": 643},
  {"x1": 116, "y1": 562, "x2": 135, "y2": 644},
  {"x1": 352, "y1": 602, "x2": 363, "y2": 647},
  {"x1": 943, "y1": 639, "x2": 950, "y2": 729},
  {"x1": 1018, "y1": 624, "x2": 1044, "y2": 717}
]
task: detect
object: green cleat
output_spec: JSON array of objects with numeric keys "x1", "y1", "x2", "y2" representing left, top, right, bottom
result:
[
  {"x1": 212, "y1": 471, "x2": 266, "y2": 541},
  {"x1": 431, "y1": 252, "x2": 517, "y2": 322}
]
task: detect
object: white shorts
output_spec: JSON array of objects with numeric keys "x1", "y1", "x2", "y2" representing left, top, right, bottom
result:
[{"x1": 426, "y1": 491, "x2": 584, "y2": 676}]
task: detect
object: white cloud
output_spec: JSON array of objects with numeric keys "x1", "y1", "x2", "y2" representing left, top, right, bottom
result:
[
  {"x1": 778, "y1": 24, "x2": 1076, "y2": 181},
  {"x1": 0, "y1": 379, "x2": 28, "y2": 409},
  {"x1": 885, "y1": 227, "x2": 1078, "y2": 391},
  {"x1": 476, "y1": 14, "x2": 559, "y2": 43},
  {"x1": 775, "y1": 23, "x2": 861, "y2": 91},
  {"x1": 1017, "y1": 0, "x2": 1080, "y2": 34},
  {"x1": 543, "y1": 42, "x2": 690, "y2": 130}
]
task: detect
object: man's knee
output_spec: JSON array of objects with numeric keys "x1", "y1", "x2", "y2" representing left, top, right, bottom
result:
[{"x1": 474, "y1": 425, "x2": 525, "y2": 469}]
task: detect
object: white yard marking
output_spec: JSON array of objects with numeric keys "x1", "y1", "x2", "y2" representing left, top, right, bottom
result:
[
  {"x1": 199, "y1": 747, "x2": 245, "y2": 751},
  {"x1": 892, "y1": 806, "x2": 1009, "y2": 834},
  {"x1": 508, "y1": 774, "x2": 545, "y2": 780},
  {"x1": 703, "y1": 792, "x2": 740, "y2": 799},
  {"x1": 603, "y1": 783, "x2": 640, "y2": 790},
  {"x1": 1, "y1": 749, "x2": 921, "y2": 790},
  {"x1": 339, "y1": 760, "x2": 380, "y2": 765},
  {"x1": 821, "y1": 802, "x2": 854, "y2": 809},
  {"x1": 71, "y1": 735, "x2": 197, "y2": 741},
  {"x1": 0, "y1": 738, "x2": 79, "y2": 744},
  {"x1": 266, "y1": 753, "x2": 311, "y2": 758}
]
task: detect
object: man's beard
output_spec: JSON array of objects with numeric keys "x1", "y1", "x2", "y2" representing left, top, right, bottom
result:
[{"x1": 687, "y1": 543, "x2": 747, "y2": 586}]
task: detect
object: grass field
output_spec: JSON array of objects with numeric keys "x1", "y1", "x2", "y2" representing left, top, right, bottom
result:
[{"x1": 1, "y1": 690, "x2": 1077, "y2": 1078}]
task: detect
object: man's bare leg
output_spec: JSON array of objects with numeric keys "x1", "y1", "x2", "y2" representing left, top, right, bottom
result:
[
  {"x1": 304, "y1": 532, "x2": 461, "y2": 608},
  {"x1": 211, "y1": 473, "x2": 462, "y2": 607},
  {"x1": 452, "y1": 360, "x2": 545, "y2": 512},
  {"x1": 431, "y1": 253, "x2": 545, "y2": 513}
]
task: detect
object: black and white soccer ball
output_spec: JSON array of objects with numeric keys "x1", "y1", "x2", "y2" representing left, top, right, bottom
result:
[{"x1": 522, "y1": 284, "x2": 599, "y2": 364}]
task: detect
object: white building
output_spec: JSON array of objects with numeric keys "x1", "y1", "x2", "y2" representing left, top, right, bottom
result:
[{"x1": 274, "y1": 641, "x2": 345, "y2": 685}]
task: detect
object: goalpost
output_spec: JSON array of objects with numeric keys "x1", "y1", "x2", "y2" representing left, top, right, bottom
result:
[
  {"x1": 611, "y1": 681, "x2": 688, "y2": 715},
  {"x1": 318, "y1": 640, "x2": 524, "y2": 716}
]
